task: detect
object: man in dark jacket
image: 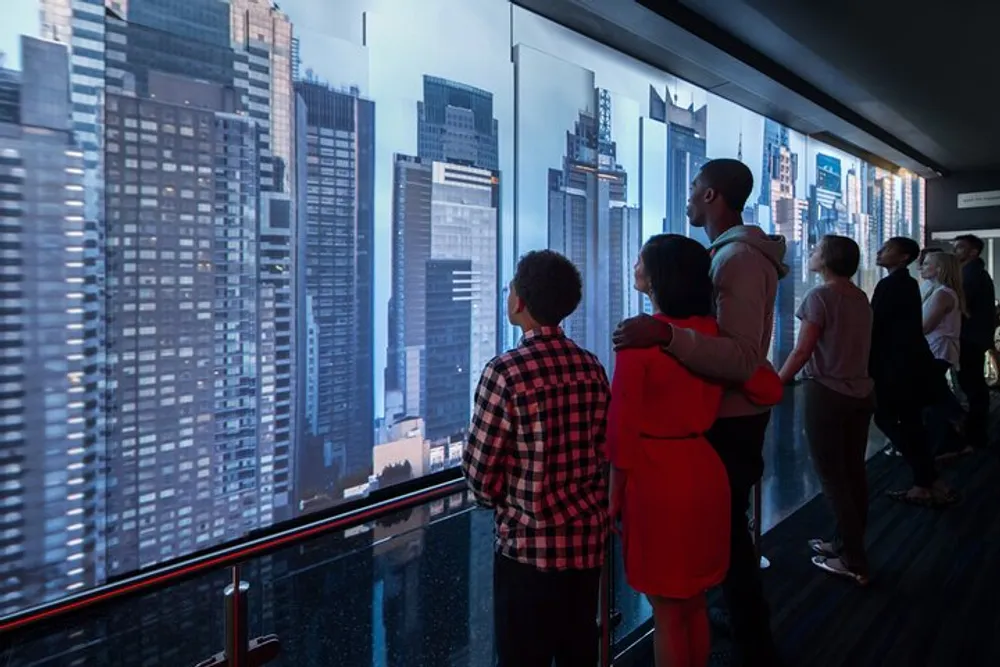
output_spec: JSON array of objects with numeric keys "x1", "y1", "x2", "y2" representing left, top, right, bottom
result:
[
  {"x1": 871, "y1": 237, "x2": 957, "y2": 507},
  {"x1": 953, "y1": 234, "x2": 996, "y2": 450}
]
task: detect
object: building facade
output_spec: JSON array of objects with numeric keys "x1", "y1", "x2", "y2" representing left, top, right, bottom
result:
[
  {"x1": 385, "y1": 77, "x2": 500, "y2": 443},
  {"x1": 102, "y1": 14, "x2": 269, "y2": 574},
  {"x1": 295, "y1": 82, "x2": 375, "y2": 492},
  {"x1": 0, "y1": 36, "x2": 92, "y2": 615},
  {"x1": 650, "y1": 85, "x2": 707, "y2": 239},
  {"x1": 548, "y1": 89, "x2": 640, "y2": 372}
]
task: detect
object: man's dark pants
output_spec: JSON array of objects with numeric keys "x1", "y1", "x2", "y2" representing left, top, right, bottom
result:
[
  {"x1": 957, "y1": 343, "x2": 991, "y2": 449},
  {"x1": 706, "y1": 411, "x2": 780, "y2": 665}
]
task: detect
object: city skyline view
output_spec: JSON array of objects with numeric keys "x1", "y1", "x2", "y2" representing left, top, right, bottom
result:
[{"x1": 1, "y1": 0, "x2": 925, "y2": 621}]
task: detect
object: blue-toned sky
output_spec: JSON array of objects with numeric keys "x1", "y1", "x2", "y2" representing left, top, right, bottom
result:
[
  {"x1": 3, "y1": 1, "x2": 39, "y2": 69},
  {"x1": 1, "y1": 0, "x2": 891, "y2": 418}
]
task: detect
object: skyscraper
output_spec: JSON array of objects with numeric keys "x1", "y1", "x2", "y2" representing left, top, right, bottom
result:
[
  {"x1": 548, "y1": 89, "x2": 641, "y2": 372},
  {"x1": 128, "y1": 0, "x2": 298, "y2": 522},
  {"x1": 425, "y1": 259, "x2": 473, "y2": 441},
  {"x1": 810, "y1": 153, "x2": 847, "y2": 244},
  {"x1": 649, "y1": 85, "x2": 707, "y2": 237},
  {"x1": 228, "y1": 0, "x2": 298, "y2": 524},
  {"x1": 102, "y1": 15, "x2": 266, "y2": 575},
  {"x1": 418, "y1": 76, "x2": 499, "y2": 171},
  {"x1": 295, "y1": 82, "x2": 375, "y2": 496},
  {"x1": 128, "y1": 0, "x2": 231, "y2": 46},
  {"x1": 230, "y1": 0, "x2": 295, "y2": 194},
  {"x1": 0, "y1": 35, "x2": 94, "y2": 616},
  {"x1": 40, "y1": 0, "x2": 108, "y2": 587},
  {"x1": 385, "y1": 78, "x2": 500, "y2": 440},
  {"x1": 761, "y1": 124, "x2": 803, "y2": 364}
]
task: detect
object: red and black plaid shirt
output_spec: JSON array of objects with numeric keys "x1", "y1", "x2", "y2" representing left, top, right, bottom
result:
[{"x1": 462, "y1": 326, "x2": 611, "y2": 571}]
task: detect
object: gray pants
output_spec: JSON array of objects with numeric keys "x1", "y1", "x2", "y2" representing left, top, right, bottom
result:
[{"x1": 803, "y1": 380, "x2": 875, "y2": 575}]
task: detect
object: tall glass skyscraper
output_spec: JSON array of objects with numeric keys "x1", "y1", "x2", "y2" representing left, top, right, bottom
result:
[
  {"x1": 548, "y1": 89, "x2": 641, "y2": 372},
  {"x1": 295, "y1": 81, "x2": 375, "y2": 501},
  {"x1": 649, "y1": 85, "x2": 707, "y2": 239},
  {"x1": 418, "y1": 76, "x2": 499, "y2": 171},
  {"x1": 40, "y1": 0, "x2": 109, "y2": 588},
  {"x1": 101, "y1": 13, "x2": 273, "y2": 574},
  {"x1": 386, "y1": 77, "x2": 500, "y2": 439},
  {"x1": 0, "y1": 35, "x2": 94, "y2": 616}
]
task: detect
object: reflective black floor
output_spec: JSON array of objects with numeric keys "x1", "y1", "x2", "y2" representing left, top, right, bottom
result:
[{"x1": 0, "y1": 384, "x2": 897, "y2": 666}]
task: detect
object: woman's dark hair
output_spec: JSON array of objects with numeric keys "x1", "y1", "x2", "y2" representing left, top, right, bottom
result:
[
  {"x1": 512, "y1": 250, "x2": 582, "y2": 326},
  {"x1": 640, "y1": 234, "x2": 713, "y2": 318},
  {"x1": 820, "y1": 234, "x2": 861, "y2": 278}
]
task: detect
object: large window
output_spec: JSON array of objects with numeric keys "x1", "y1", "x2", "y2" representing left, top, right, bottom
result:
[{"x1": 0, "y1": 0, "x2": 924, "y2": 618}]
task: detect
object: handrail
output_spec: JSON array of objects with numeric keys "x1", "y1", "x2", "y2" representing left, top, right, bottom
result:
[{"x1": 1, "y1": 470, "x2": 467, "y2": 634}]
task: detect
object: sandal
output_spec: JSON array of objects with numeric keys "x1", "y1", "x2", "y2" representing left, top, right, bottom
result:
[
  {"x1": 807, "y1": 539, "x2": 838, "y2": 558},
  {"x1": 811, "y1": 555, "x2": 870, "y2": 586},
  {"x1": 886, "y1": 489, "x2": 959, "y2": 509}
]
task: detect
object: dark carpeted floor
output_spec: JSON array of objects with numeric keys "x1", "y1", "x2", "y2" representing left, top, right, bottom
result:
[
  {"x1": 631, "y1": 438, "x2": 1000, "y2": 667},
  {"x1": 760, "y1": 446, "x2": 1000, "y2": 667}
]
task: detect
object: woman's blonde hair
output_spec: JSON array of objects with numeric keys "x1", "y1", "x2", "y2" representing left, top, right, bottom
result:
[{"x1": 924, "y1": 251, "x2": 967, "y2": 316}]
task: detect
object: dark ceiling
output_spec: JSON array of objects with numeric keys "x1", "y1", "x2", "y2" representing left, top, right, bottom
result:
[
  {"x1": 675, "y1": 0, "x2": 1000, "y2": 174},
  {"x1": 514, "y1": 0, "x2": 1000, "y2": 179}
]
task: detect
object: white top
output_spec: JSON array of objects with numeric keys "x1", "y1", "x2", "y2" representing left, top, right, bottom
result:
[{"x1": 923, "y1": 284, "x2": 961, "y2": 369}]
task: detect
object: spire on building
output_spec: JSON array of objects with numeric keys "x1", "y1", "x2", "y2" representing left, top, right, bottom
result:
[
  {"x1": 598, "y1": 88, "x2": 612, "y2": 144},
  {"x1": 737, "y1": 127, "x2": 743, "y2": 162}
]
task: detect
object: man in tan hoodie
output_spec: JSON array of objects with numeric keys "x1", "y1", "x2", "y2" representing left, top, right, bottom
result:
[{"x1": 615, "y1": 159, "x2": 787, "y2": 667}]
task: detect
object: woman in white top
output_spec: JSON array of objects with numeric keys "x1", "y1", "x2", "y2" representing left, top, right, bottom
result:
[{"x1": 920, "y1": 251, "x2": 969, "y2": 457}]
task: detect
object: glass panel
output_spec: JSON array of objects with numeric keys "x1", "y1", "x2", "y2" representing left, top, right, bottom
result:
[
  {"x1": 248, "y1": 489, "x2": 491, "y2": 665},
  {"x1": 2, "y1": 0, "x2": 925, "y2": 627},
  {"x1": 0, "y1": 567, "x2": 231, "y2": 665},
  {"x1": 1, "y1": 0, "x2": 514, "y2": 619}
]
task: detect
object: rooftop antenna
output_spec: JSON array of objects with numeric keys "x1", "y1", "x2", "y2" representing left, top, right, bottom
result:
[{"x1": 737, "y1": 123, "x2": 743, "y2": 162}]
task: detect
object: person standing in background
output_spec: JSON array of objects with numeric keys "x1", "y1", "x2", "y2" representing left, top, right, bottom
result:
[
  {"x1": 870, "y1": 237, "x2": 958, "y2": 508},
  {"x1": 919, "y1": 251, "x2": 968, "y2": 459},
  {"x1": 953, "y1": 234, "x2": 995, "y2": 451},
  {"x1": 463, "y1": 250, "x2": 611, "y2": 667},
  {"x1": 614, "y1": 159, "x2": 788, "y2": 667},
  {"x1": 778, "y1": 235, "x2": 874, "y2": 586}
]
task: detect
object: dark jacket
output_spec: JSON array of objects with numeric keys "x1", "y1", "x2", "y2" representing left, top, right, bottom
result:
[
  {"x1": 870, "y1": 268, "x2": 937, "y2": 391},
  {"x1": 961, "y1": 257, "x2": 996, "y2": 351}
]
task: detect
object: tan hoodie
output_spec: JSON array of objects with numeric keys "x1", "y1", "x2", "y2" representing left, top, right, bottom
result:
[{"x1": 667, "y1": 224, "x2": 789, "y2": 418}]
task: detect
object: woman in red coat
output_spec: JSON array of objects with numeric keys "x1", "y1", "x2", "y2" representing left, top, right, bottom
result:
[{"x1": 608, "y1": 234, "x2": 780, "y2": 667}]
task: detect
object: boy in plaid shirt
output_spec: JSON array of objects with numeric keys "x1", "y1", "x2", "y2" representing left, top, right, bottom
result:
[{"x1": 462, "y1": 250, "x2": 611, "y2": 667}]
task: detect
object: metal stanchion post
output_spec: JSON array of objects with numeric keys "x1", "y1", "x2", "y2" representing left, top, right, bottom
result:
[
  {"x1": 191, "y1": 565, "x2": 282, "y2": 667},
  {"x1": 225, "y1": 566, "x2": 249, "y2": 667}
]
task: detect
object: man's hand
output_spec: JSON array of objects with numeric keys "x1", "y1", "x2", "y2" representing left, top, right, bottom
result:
[{"x1": 612, "y1": 314, "x2": 672, "y2": 351}]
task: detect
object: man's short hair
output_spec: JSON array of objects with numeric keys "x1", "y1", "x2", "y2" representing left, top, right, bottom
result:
[
  {"x1": 821, "y1": 235, "x2": 861, "y2": 278},
  {"x1": 888, "y1": 236, "x2": 921, "y2": 266},
  {"x1": 512, "y1": 250, "x2": 582, "y2": 326},
  {"x1": 699, "y1": 159, "x2": 754, "y2": 212},
  {"x1": 955, "y1": 234, "x2": 985, "y2": 255}
]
